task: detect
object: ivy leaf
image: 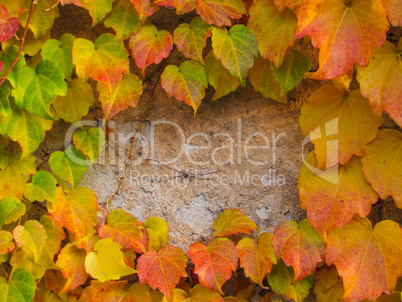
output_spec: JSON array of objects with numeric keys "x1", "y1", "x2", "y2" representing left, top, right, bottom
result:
[
  {"x1": 13, "y1": 220, "x2": 47, "y2": 263},
  {"x1": 24, "y1": 171, "x2": 58, "y2": 203},
  {"x1": 0, "y1": 82, "x2": 10, "y2": 117},
  {"x1": 49, "y1": 187, "x2": 98, "y2": 239},
  {"x1": 381, "y1": 0, "x2": 401, "y2": 26},
  {"x1": 361, "y1": 129, "x2": 402, "y2": 208},
  {"x1": 326, "y1": 216, "x2": 402, "y2": 301},
  {"x1": 0, "y1": 44, "x2": 26, "y2": 88},
  {"x1": 236, "y1": 233, "x2": 277, "y2": 286},
  {"x1": 163, "y1": 284, "x2": 223, "y2": 302},
  {"x1": 81, "y1": 0, "x2": 114, "y2": 26},
  {"x1": 41, "y1": 34, "x2": 76, "y2": 81},
  {"x1": 73, "y1": 127, "x2": 105, "y2": 161},
  {"x1": 173, "y1": 17, "x2": 213, "y2": 64},
  {"x1": 298, "y1": 152, "x2": 379, "y2": 232},
  {"x1": 53, "y1": 79, "x2": 95, "y2": 124},
  {"x1": 104, "y1": 0, "x2": 141, "y2": 40},
  {"x1": 205, "y1": 50, "x2": 239, "y2": 101},
  {"x1": 99, "y1": 209, "x2": 148, "y2": 254},
  {"x1": 212, "y1": 209, "x2": 258, "y2": 237},
  {"x1": 188, "y1": 238, "x2": 238, "y2": 294},
  {"x1": 130, "y1": 0, "x2": 159, "y2": 21},
  {"x1": 274, "y1": 49, "x2": 311, "y2": 95},
  {"x1": 0, "y1": 145, "x2": 7, "y2": 169},
  {"x1": 356, "y1": 40, "x2": 402, "y2": 127},
  {"x1": 97, "y1": 73, "x2": 143, "y2": 120},
  {"x1": 0, "y1": 154, "x2": 35, "y2": 200},
  {"x1": 211, "y1": 25, "x2": 258, "y2": 86},
  {"x1": 73, "y1": 227, "x2": 100, "y2": 253},
  {"x1": 195, "y1": 0, "x2": 246, "y2": 26},
  {"x1": 248, "y1": 0, "x2": 297, "y2": 67},
  {"x1": 49, "y1": 146, "x2": 88, "y2": 188},
  {"x1": 161, "y1": 60, "x2": 208, "y2": 114},
  {"x1": 154, "y1": 0, "x2": 195, "y2": 14},
  {"x1": 0, "y1": 230, "x2": 14, "y2": 256},
  {"x1": 314, "y1": 266, "x2": 345, "y2": 302},
  {"x1": 0, "y1": 106, "x2": 53, "y2": 158},
  {"x1": 272, "y1": 219, "x2": 325, "y2": 281},
  {"x1": 36, "y1": 215, "x2": 65, "y2": 269},
  {"x1": 73, "y1": 34, "x2": 129, "y2": 92},
  {"x1": 249, "y1": 57, "x2": 287, "y2": 104},
  {"x1": 144, "y1": 216, "x2": 169, "y2": 251},
  {"x1": 85, "y1": 238, "x2": 136, "y2": 282},
  {"x1": 20, "y1": 0, "x2": 59, "y2": 40},
  {"x1": 129, "y1": 24, "x2": 173, "y2": 75},
  {"x1": 299, "y1": 85, "x2": 382, "y2": 168},
  {"x1": 0, "y1": 268, "x2": 36, "y2": 302},
  {"x1": 56, "y1": 243, "x2": 88, "y2": 292},
  {"x1": 80, "y1": 281, "x2": 152, "y2": 302},
  {"x1": 273, "y1": 0, "x2": 302, "y2": 11},
  {"x1": 0, "y1": 4, "x2": 19, "y2": 42},
  {"x1": 267, "y1": 260, "x2": 313, "y2": 302},
  {"x1": 0, "y1": 197, "x2": 26, "y2": 228},
  {"x1": 137, "y1": 246, "x2": 187, "y2": 301},
  {"x1": 295, "y1": 0, "x2": 389, "y2": 79},
  {"x1": 14, "y1": 60, "x2": 67, "y2": 120}
]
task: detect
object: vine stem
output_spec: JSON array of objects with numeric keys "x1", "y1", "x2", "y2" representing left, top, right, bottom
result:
[
  {"x1": 106, "y1": 68, "x2": 163, "y2": 207},
  {"x1": 0, "y1": 0, "x2": 36, "y2": 87}
]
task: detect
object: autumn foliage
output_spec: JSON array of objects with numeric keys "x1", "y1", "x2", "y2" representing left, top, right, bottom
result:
[{"x1": 0, "y1": 0, "x2": 401, "y2": 301}]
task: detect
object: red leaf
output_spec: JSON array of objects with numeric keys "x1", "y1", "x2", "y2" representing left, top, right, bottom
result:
[
  {"x1": 130, "y1": 0, "x2": 159, "y2": 21},
  {"x1": 195, "y1": 0, "x2": 247, "y2": 26},
  {"x1": 154, "y1": 0, "x2": 195, "y2": 14},
  {"x1": 188, "y1": 238, "x2": 238, "y2": 293},
  {"x1": 0, "y1": 4, "x2": 19, "y2": 42}
]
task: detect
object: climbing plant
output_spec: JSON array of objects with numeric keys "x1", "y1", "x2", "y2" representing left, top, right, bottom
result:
[{"x1": 0, "y1": 0, "x2": 401, "y2": 301}]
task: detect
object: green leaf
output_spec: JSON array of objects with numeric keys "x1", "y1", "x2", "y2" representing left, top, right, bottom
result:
[
  {"x1": 274, "y1": 49, "x2": 311, "y2": 95},
  {"x1": 0, "y1": 230, "x2": 14, "y2": 256},
  {"x1": 248, "y1": 0, "x2": 297, "y2": 67},
  {"x1": 249, "y1": 56, "x2": 287, "y2": 104},
  {"x1": 13, "y1": 60, "x2": 67, "y2": 120},
  {"x1": 73, "y1": 34, "x2": 129, "y2": 92},
  {"x1": 53, "y1": 79, "x2": 95, "y2": 124},
  {"x1": 0, "y1": 45, "x2": 26, "y2": 88},
  {"x1": 82, "y1": 0, "x2": 114, "y2": 26},
  {"x1": 144, "y1": 217, "x2": 168, "y2": 251},
  {"x1": 0, "y1": 268, "x2": 36, "y2": 302},
  {"x1": 49, "y1": 146, "x2": 87, "y2": 188},
  {"x1": 0, "y1": 197, "x2": 26, "y2": 228},
  {"x1": 73, "y1": 127, "x2": 105, "y2": 161},
  {"x1": 85, "y1": 238, "x2": 136, "y2": 282},
  {"x1": 104, "y1": 0, "x2": 141, "y2": 40},
  {"x1": 0, "y1": 82, "x2": 10, "y2": 117},
  {"x1": 41, "y1": 34, "x2": 76, "y2": 81},
  {"x1": 24, "y1": 171, "x2": 58, "y2": 203},
  {"x1": 212, "y1": 25, "x2": 259, "y2": 86},
  {"x1": 0, "y1": 145, "x2": 7, "y2": 169},
  {"x1": 13, "y1": 220, "x2": 47, "y2": 263},
  {"x1": 205, "y1": 50, "x2": 239, "y2": 101},
  {"x1": 97, "y1": 73, "x2": 143, "y2": 120},
  {"x1": 0, "y1": 106, "x2": 53, "y2": 158},
  {"x1": 267, "y1": 259, "x2": 313, "y2": 302},
  {"x1": 20, "y1": 0, "x2": 59, "y2": 39},
  {"x1": 161, "y1": 60, "x2": 208, "y2": 114},
  {"x1": 173, "y1": 17, "x2": 213, "y2": 64}
]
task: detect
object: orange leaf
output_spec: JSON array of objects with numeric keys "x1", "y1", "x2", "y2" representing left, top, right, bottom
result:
[
  {"x1": 99, "y1": 209, "x2": 148, "y2": 254},
  {"x1": 298, "y1": 152, "x2": 378, "y2": 232},
  {"x1": 295, "y1": 0, "x2": 389, "y2": 79},
  {"x1": 326, "y1": 216, "x2": 402, "y2": 301},
  {"x1": 137, "y1": 246, "x2": 187, "y2": 301},
  {"x1": 80, "y1": 280, "x2": 152, "y2": 302},
  {"x1": 56, "y1": 243, "x2": 88, "y2": 292},
  {"x1": 212, "y1": 209, "x2": 258, "y2": 237},
  {"x1": 188, "y1": 238, "x2": 238, "y2": 294},
  {"x1": 130, "y1": 0, "x2": 159, "y2": 21},
  {"x1": 49, "y1": 187, "x2": 98, "y2": 239},
  {"x1": 273, "y1": 0, "x2": 302, "y2": 11},
  {"x1": 236, "y1": 233, "x2": 277, "y2": 286},
  {"x1": 129, "y1": 24, "x2": 173, "y2": 75},
  {"x1": 272, "y1": 219, "x2": 325, "y2": 281},
  {"x1": 154, "y1": 0, "x2": 195, "y2": 14},
  {"x1": 381, "y1": 0, "x2": 401, "y2": 26},
  {"x1": 195, "y1": 0, "x2": 246, "y2": 26}
]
